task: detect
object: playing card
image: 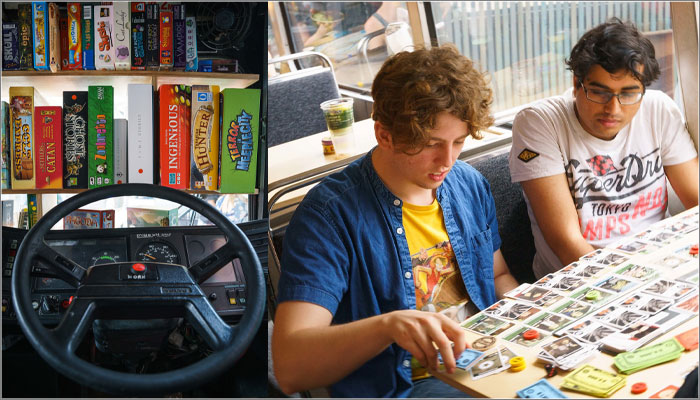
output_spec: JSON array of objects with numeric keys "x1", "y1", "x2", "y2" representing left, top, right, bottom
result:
[
  {"x1": 461, "y1": 314, "x2": 513, "y2": 336},
  {"x1": 674, "y1": 326, "x2": 699, "y2": 351},
  {"x1": 525, "y1": 312, "x2": 572, "y2": 333},
  {"x1": 483, "y1": 299, "x2": 541, "y2": 321},
  {"x1": 503, "y1": 326, "x2": 549, "y2": 348},
  {"x1": 649, "y1": 384, "x2": 680, "y2": 398},
  {"x1": 557, "y1": 318, "x2": 617, "y2": 344},
  {"x1": 516, "y1": 379, "x2": 569, "y2": 399},
  {"x1": 551, "y1": 299, "x2": 593, "y2": 319},
  {"x1": 594, "y1": 275, "x2": 638, "y2": 293},
  {"x1": 591, "y1": 305, "x2": 647, "y2": 329},
  {"x1": 454, "y1": 348, "x2": 485, "y2": 370},
  {"x1": 469, "y1": 350, "x2": 504, "y2": 380},
  {"x1": 617, "y1": 293, "x2": 673, "y2": 315},
  {"x1": 643, "y1": 279, "x2": 695, "y2": 299},
  {"x1": 514, "y1": 285, "x2": 551, "y2": 303},
  {"x1": 671, "y1": 293, "x2": 699, "y2": 313},
  {"x1": 615, "y1": 263, "x2": 658, "y2": 281}
]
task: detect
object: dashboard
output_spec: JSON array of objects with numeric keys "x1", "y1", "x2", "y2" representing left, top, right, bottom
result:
[{"x1": 2, "y1": 221, "x2": 268, "y2": 326}]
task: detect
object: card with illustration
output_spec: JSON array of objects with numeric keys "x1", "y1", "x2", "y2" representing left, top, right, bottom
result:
[
  {"x1": 614, "y1": 263, "x2": 658, "y2": 281},
  {"x1": 615, "y1": 239, "x2": 652, "y2": 254},
  {"x1": 535, "y1": 274, "x2": 587, "y2": 292},
  {"x1": 671, "y1": 293, "x2": 699, "y2": 314},
  {"x1": 504, "y1": 326, "x2": 549, "y2": 347},
  {"x1": 594, "y1": 275, "x2": 638, "y2": 293},
  {"x1": 652, "y1": 254, "x2": 693, "y2": 269},
  {"x1": 540, "y1": 335, "x2": 591, "y2": 365},
  {"x1": 665, "y1": 218, "x2": 697, "y2": 233},
  {"x1": 453, "y1": 348, "x2": 485, "y2": 370},
  {"x1": 634, "y1": 229, "x2": 678, "y2": 244},
  {"x1": 516, "y1": 379, "x2": 568, "y2": 399},
  {"x1": 551, "y1": 299, "x2": 593, "y2": 319},
  {"x1": 461, "y1": 314, "x2": 513, "y2": 336},
  {"x1": 618, "y1": 293, "x2": 673, "y2": 315},
  {"x1": 514, "y1": 285, "x2": 551, "y2": 303},
  {"x1": 557, "y1": 318, "x2": 617, "y2": 344},
  {"x1": 601, "y1": 321, "x2": 662, "y2": 352},
  {"x1": 591, "y1": 305, "x2": 646, "y2": 329},
  {"x1": 534, "y1": 291, "x2": 565, "y2": 308},
  {"x1": 643, "y1": 279, "x2": 695, "y2": 299},
  {"x1": 570, "y1": 286, "x2": 616, "y2": 305},
  {"x1": 483, "y1": 300, "x2": 541, "y2": 321},
  {"x1": 677, "y1": 270, "x2": 699, "y2": 285},
  {"x1": 649, "y1": 384, "x2": 679, "y2": 398},
  {"x1": 469, "y1": 350, "x2": 504, "y2": 380},
  {"x1": 525, "y1": 312, "x2": 572, "y2": 333}
]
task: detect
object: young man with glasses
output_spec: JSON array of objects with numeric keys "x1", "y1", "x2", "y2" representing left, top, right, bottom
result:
[{"x1": 509, "y1": 18, "x2": 698, "y2": 279}]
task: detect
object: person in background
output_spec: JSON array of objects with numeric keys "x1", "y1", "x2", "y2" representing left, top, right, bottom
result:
[
  {"x1": 273, "y1": 44, "x2": 519, "y2": 398},
  {"x1": 509, "y1": 18, "x2": 698, "y2": 279}
]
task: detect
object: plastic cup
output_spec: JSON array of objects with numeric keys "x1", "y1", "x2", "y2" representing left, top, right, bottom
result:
[{"x1": 320, "y1": 98, "x2": 356, "y2": 157}]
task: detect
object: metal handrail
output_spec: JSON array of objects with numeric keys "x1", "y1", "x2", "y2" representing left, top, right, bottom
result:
[{"x1": 268, "y1": 51, "x2": 335, "y2": 75}]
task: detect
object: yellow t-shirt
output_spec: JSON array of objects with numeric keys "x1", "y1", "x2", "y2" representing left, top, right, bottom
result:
[{"x1": 403, "y1": 199, "x2": 471, "y2": 380}]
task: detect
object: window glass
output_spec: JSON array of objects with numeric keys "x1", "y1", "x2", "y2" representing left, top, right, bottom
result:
[
  {"x1": 281, "y1": 1, "x2": 413, "y2": 90},
  {"x1": 431, "y1": 2, "x2": 675, "y2": 114}
]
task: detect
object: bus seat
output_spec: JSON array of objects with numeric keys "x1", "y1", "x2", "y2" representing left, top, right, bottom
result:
[
  {"x1": 468, "y1": 149, "x2": 536, "y2": 284},
  {"x1": 268, "y1": 52, "x2": 341, "y2": 147}
]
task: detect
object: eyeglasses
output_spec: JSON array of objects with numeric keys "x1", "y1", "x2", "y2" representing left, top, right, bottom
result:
[{"x1": 578, "y1": 81, "x2": 645, "y2": 105}]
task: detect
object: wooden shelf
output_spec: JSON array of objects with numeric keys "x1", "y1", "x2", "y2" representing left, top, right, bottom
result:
[
  {"x1": 1, "y1": 188, "x2": 258, "y2": 196},
  {"x1": 2, "y1": 69, "x2": 259, "y2": 80}
]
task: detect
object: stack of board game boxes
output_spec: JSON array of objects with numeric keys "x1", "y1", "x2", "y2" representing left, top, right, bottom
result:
[{"x1": 2, "y1": 85, "x2": 260, "y2": 193}]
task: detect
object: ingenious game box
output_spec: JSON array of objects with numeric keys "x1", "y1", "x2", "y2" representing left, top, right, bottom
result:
[
  {"x1": 159, "y1": 84, "x2": 191, "y2": 189},
  {"x1": 9, "y1": 87, "x2": 35, "y2": 190},
  {"x1": 190, "y1": 85, "x2": 220, "y2": 191},
  {"x1": 219, "y1": 88, "x2": 260, "y2": 194},
  {"x1": 63, "y1": 91, "x2": 89, "y2": 189},
  {"x1": 88, "y1": 86, "x2": 114, "y2": 188},
  {"x1": 35, "y1": 106, "x2": 63, "y2": 189}
]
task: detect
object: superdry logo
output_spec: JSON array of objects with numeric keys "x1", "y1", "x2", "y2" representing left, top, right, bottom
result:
[{"x1": 518, "y1": 149, "x2": 539, "y2": 162}]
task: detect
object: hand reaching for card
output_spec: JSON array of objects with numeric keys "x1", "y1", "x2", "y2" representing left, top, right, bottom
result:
[{"x1": 382, "y1": 309, "x2": 468, "y2": 374}]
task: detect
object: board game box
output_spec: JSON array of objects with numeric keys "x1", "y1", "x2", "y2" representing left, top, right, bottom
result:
[
  {"x1": 94, "y1": 4, "x2": 115, "y2": 70},
  {"x1": 185, "y1": 16, "x2": 197, "y2": 71},
  {"x1": 159, "y1": 84, "x2": 190, "y2": 189},
  {"x1": 32, "y1": 2, "x2": 49, "y2": 70},
  {"x1": 145, "y1": 3, "x2": 159, "y2": 70},
  {"x1": 64, "y1": 209, "x2": 114, "y2": 229},
  {"x1": 114, "y1": 118, "x2": 127, "y2": 184},
  {"x1": 2, "y1": 22, "x2": 20, "y2": 70},
  {"x1": 48, "y1": 2, "x2": 61, "y2": 72},
  {"x1": 9, "y1": 87, "x2": 35, "y2": 190},
  {"x1": 113, "y1": 1, "x2": 131, "y2": 70},
  {"x1": 159, "y1": 3, "x2": 173, "y2": 69},
  {"x1": 18, "y1": 3, "x2": 34, "y2": 70},
  {"x1": 1, "y1": 101, "x2": 9, "y2": 189},
  {"x1": 127, "y1": 84, "x2": 154, "y2": 183},
  {"x1": 173, "y1": 4, "x2": 186, "y2": 69},
  {"x1": 130, "y1": 2, "x2": 146, "y2": 70},
  {"x1": 65, "y1": 3, "x2": 82, "y2": 70},
  {"x1": 63, "y1": 91, "x2": 89, "y2": 188},
  {"x1": 35, "y1": 106, "x2": 63, "y2": 189},
  {"x1": 88, "y1": 86, "x2": 114, "y2": 188},
  {"x1": 219, "y1": 88, "x2": 260, "y2": 193},
  {"x1": 82, "y1": 3, "x2": 94, "y2": 70},
  {"x1": 190, "y1": 85, "x2": 220, "y2": 191}
]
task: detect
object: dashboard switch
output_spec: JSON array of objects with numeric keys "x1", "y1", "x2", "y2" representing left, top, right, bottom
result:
[{"x1": 132, "y1": 263, "x2": 146, "y2": 273}]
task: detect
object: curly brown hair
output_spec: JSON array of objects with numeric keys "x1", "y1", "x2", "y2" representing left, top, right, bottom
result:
[{"x1": 371, "y1": 44, "x2": 493, "y2": 153}]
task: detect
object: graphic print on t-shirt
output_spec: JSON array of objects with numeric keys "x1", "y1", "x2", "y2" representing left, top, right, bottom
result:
[
  {"x1": 412, "y1": 241, "x2": 467, "y2": 312},
  {"x1": 566, "y1": 147, "x2": 667, "y2": 243}
]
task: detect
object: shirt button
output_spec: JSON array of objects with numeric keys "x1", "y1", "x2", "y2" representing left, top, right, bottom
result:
[
  {"x1": 404, "y1": 271, "x2": 412, "y2": 279},
  {"x1": 393, "y1": 199, "x2": 401, "y2": 206},
  {"x1": 403, "y1": 360, "x2": 411, "y2": 368},
  {"x1": 396, "y1": 227, "x2": 404, "y2": 235}
]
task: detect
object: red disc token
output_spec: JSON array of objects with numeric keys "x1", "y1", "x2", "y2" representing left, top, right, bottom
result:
[
  {"x1": 631, "y1": 382, "x2": 647, "y2": 394},
  {"x1": 523, "y1": 329, "x2": 539, "y2": 340}
]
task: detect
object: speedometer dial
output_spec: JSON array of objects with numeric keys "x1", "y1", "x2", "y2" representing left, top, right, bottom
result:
[{"x1": 136, "y1": 242, "x2": 181, "y2": 264}]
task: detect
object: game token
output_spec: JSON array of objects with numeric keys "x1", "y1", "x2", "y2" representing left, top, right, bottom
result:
[
  {"x1": 509, "y1": 356, "x2": 526, "y2": 371},
  {"x1": 631, "y1": 382, "x2": 647, "y2": 394},
  {"x1": 585, "y1": 290, "x2": 600, "y2": 300},
  {"x1": 472, "y1": 336, "x2": 497, "y2": 351},
  {"x1": 544, "y1": 364, "x2": 557, "y2": 377},
  {"x1": 523, "y1": 329, "x2": 540, "y2": 340},
  {"x1": 689, "y1": 244, "x2": 698, "y2": 256}
]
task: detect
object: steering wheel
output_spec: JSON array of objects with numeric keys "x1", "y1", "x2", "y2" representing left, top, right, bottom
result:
[{"x1": 11, "y1": 184, "x2": 265, "y2": 396}]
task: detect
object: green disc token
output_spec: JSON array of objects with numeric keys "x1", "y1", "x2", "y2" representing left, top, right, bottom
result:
[{"x1": 585, "y1": 290, "x2": 600, "y2": 300}]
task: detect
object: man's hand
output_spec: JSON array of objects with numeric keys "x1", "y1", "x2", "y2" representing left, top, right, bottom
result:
[{"x1": 381, "y1": 309, "x2": 468, "y2": 374}]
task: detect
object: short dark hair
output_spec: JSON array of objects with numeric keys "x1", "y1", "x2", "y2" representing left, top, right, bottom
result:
[
  {"x1": 371, "y1": 44, "x2": 493, "y2": 153},
  {"x1": 566, "y1": 18, "x2": 660, "y2": 87}
]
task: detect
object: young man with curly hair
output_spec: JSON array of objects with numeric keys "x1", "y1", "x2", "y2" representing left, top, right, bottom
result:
[
  {"x1": 273, "y1": 44, "x2": 519, "y2": 398},
  {"x1": 509, "y1": 18, "x2": 699, "y2": 279}
]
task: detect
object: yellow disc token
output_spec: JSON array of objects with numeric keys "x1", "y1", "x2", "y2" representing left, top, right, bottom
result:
[
  {"x1": 510, "y1": 364, "x2": 526, "y2": 372},
  {"x1": 509, "y1": 356, "x2": 525, "y2": 368}
]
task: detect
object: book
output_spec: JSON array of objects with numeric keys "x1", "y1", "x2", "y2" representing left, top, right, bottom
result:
[
  {"x1": 185, "y1": 16, "x2": 198, "y2": 71},
  {"x1": 2, "y1": 22, "x2": 20, "y2": 70},
  {"x1": 113, "y1": 118, "x2": 127, "y2": 184},
  {"x1": 94, "y1": 4, "x2": 115, "y2": 70},
  {"x1": 172, "y1": 4, "x2": 186, "y2": 70},
  {"x1": 18, "y1": 3, "x2": 34, "y2": 70},
  {"x1": 9, "y1": 87, "x2": 36, "y2": 190},
  {"x1": 158, "y1": 3, "x2": 173, "y2": 70},
  {"x1": 32, "y1": 2, "x2": 49, "y2": 70},
  {"x1": 35, "y1": 106, "x2": 63, "y2": 189},
  {"x1": 65, "y1": 3, "x2": 82, "y2": 70},
  {"x1": 48, "y1": 2, "x2": 61, "y2": 72},
  {"x1": 1, "y1": 102, "x2": 9, "y2": 189},
  {"x1": 88, "y1": 86, "x2": 114, "y2": 188},
  {"x1": 63, "y1": 91, "x2": 89, "y2": 188},
  {"x1": 112, "y1": 1, "x2": 130, "y2": 70},
  {"x1": 159, "y1": 84, "x2": 190, "y2": 189},
  {"x1": 219, "y1": 88, "x2": 261, "y2": 194},
  {"x1": 130, "y1": 2, "x2": 146, "y2": 70},
  {"x1": 190, "y1": 85, "x2": 220, "y2": 191},
  {"x1": 127, "y1": 84, "x2": 154, "y2": 183},
  {"x1": 81, "y1": 3, "x2": 94, "y2": 70},
  {"x1": 145, "y1": 3, "x2": 159, "y2": 70}
]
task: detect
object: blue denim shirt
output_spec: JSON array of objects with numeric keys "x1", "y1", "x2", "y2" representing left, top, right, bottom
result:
[{"x1": 278, "y1": 150, "x2": 501, "y2": 398}]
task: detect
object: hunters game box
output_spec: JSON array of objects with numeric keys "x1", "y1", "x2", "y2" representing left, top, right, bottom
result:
[
  {"x1": 94, "y1": 4, "x2": 115, "y2": 70},
  {"x1": 131, "y1": 2, "x2": 146, "y2": 70},
  {"x1": 63, "y1": 91, "x2": 89, "y2": 189},
  {"x1": 159, "y1": 84, "x2": 190, "y2": 189},
  {"x1": 35, "y1": 106, "x2": 63, "y2": 189},
  {"x1": 219, "y1": 88, "x2": 260, "y2": 194},
  {"x1": 82, "y1": 3, "x2": 94, "y2": 70},
  {"x1": 88, "y1": 86, "x2": 114, "y2": 188},
  {"x1": 9, "y1": 87, "x2": 35, "y2": 190},
  {"x1": 190, "y1": 85, "x2": 220, "y2": 191},
  {"x1": 113, "y1": 1, "x2": 130, "y2": 70},
  {"x1": 32, "y1": 2, "x2": 49, "y2": 70},
  {"x1": 18, "y1": 3, "x2": 34, "y2": 70},
  {"x1": 65, "y1": 3, "x2": 82, "y2": 70}
]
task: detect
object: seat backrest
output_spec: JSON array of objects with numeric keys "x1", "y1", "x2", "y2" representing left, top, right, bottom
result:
[
  {"x1": 468, "y1": 149, "x2": 536, "y2": 284},
  {"x1": 267, "y1": 65, "x2": 341, "y2": 147}
]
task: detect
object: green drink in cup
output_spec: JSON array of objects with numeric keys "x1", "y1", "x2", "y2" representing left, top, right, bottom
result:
[{"x1": 320, "y1": 98, "x2": 356, "y2": 157}]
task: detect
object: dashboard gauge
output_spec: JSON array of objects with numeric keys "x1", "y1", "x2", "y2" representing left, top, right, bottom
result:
[
  {"x1": 136, "y1": 242, "x2": 181, "y2": 264},
  {"x1": 90, "y1": 250, "x2": 124, "y2": 266}
]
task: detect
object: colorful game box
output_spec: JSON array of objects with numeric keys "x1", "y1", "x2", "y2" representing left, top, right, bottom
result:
[
  {"x1": 114, "y1": 118, "x2": 127, "y2": 184},
  {"x1": 9, "y1": 87, "x2": 35, "y2": 190},
  {"x1": 127, "y1": 84, "x2": 154, "y2": 183},
  {"x1": 158, "y1": 3, "x2": 173, "y2": 69},
  {"x1": 130, "y1": 2, "x2": 146, "y2": 70},
  {"x1": 48, "y1": 2, "x2": 61, "y2": 72},
  {"x1": 35, "y1": 106, "x2": 63, "y2": 189},
  {"x1": 173, "y1": 4, "x2": 186, "y2": 69},
  {"x1": 63, "y1": 91, "x2": 89, "y2": 188},
  {"x1": 81, "y1": 3, "x2": 94, "y2": 70},
  {"x1": 2, "y1": 22, "x2": 20, "y2": 70},
  {"x1": 159, "y1": 84, "x2": 190, "y2": 189},
  {"x1": 190, "y1": 85, "x2": 220, "y2": 191},
  {"x1": 1, "y1": 102, "x2": 9, "y2": 189},
  {"x1": 94, "y1": 4, "x2": 115, "y2": 70},
  {"x1": 18, "y1": 3, "x2": 34, "y2": 70},
  {"x1": 63, "y1": 208, "x2": 114, "y2": 229},
  {"x1": 219, "y1": 88, "x2": 261, "y2": 193},
  {"x1": 145, "y1": 3, "x2": 159, "y2": 70},
  {"x1": 113, "y1": 1, "x2": 130, "y2": 70},
  {"x1": 32, "y1": 2, "x2": 49, "y2": 70},
  {"x1": 88, "y1": 86, "x2": 114, "y2": 188},
  {"x1": 127, "y1": 207, "x2": 178, "y2": 227},
  {"x1": 185, "y1": 16, "x2": 198, "y2": 71},
  {"x1": 65, "y1": 3, "x2": 82, "y2": 70},
  {"x1": 59, "y1": 13, "x2": 69, "y2": 70}
]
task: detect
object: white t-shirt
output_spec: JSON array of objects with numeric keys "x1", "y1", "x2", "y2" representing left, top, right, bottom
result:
[{"x1": 509, "y1": 89, "x2": 698, "y2": 278}]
